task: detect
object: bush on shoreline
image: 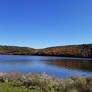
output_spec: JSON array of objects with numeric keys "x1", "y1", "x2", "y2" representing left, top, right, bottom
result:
[{"x1": 0, "y1": 72, "x2": 92, "y2": 92}]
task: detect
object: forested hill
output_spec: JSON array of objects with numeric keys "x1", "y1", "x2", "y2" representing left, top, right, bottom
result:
[
  {"x1": 0, "y1": 46, "x2": 35, "y2": 55},
  {"x1": 0, "y1": 44, "x2": 92, "y2": 58},
  {"x1": 34, "y1": 44, "x2": 92, "y2": 58}
]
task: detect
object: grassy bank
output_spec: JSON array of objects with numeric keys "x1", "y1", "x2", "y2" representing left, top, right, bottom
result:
[{"x1": 0, "y1": 72, "x2": 92, "y2": 92}]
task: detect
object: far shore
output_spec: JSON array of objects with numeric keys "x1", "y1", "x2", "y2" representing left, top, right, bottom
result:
[{"x1": 0, "y1": 54, "x2": 92, "y2": 61}]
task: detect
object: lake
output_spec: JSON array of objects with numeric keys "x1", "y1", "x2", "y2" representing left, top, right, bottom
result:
[{"x1": 0, "y1": 55, "x2": 92, "y2": 78}]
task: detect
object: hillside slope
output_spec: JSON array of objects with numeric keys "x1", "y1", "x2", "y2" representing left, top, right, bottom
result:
[
  {"x1": 0, "y1": 44, "x2": 92, "y2": 58},
  {"x1": 0, "y1": 45, "x2": 35, "y2": 55},
  {"x1": 35, "y1": 44, "x2": 92, "y2": 58}
]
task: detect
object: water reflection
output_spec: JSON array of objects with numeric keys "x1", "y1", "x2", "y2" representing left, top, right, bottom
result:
[
  {"x1": 0, "y1": 55, "x2": 92, "y2": 78},
  {"x1": 44, "y1": 59, "x2": 92, "y2": 72}
]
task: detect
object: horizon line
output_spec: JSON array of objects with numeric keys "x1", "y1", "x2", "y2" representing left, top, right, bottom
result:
[{"x1": 0, "y1": 43, "x2": 92, "y2": 49}]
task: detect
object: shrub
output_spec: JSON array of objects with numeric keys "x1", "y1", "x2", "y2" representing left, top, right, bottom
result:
[
  {"x1": 0, "y1": 72, "x2": 92, "y2": 92},
  {"x1": 5, "y1": 71, "x2": 22, "y2": 81}
]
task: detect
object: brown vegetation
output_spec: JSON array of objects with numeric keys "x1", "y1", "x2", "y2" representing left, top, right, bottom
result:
[
  {"x1": 0, "y1": 44, "x2": 92, "y2": 58},
  {"x1": 34, "y1": 44, "x2": 92, "y2": 58},
  {"x1": 0, "y1": 45, "x2": 35, "y2": 55}
]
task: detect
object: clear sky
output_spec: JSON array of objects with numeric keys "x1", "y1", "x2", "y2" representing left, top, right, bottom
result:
[{"x1": 0, "y1": 0, "x2": 92, "y2": 48}]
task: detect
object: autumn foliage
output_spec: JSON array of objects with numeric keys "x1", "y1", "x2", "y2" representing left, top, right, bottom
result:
[
  {"x1": 35, "y1": 44, "x2": 92, "y2": 58},
  {"x1": 0, "y1": 44, "x2": 92, "y2": 58}
]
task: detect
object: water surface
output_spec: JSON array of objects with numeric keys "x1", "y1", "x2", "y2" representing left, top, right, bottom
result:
[{"x1": 0, "y1": 55, "x2": 92, "y2": 78}]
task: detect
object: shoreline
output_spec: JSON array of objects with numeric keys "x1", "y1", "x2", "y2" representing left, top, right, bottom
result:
[
  {"x1": 0, "y1": 44, "x2": 92, "y2": 58},
  {"x1": 0, "y1": 54, "x2": 92, "y2": 60}
]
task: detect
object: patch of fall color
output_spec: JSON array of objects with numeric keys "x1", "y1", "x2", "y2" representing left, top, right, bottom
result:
[{"x1": 0, "y1": 44, "x2": 92, "y2": 58}]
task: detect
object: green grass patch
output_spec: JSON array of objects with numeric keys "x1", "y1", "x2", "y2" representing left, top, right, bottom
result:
[{"x1": 0, "y1": 83, "x2": 43, "y2": 92}]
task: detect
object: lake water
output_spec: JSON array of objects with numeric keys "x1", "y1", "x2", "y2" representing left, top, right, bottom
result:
[{"x1": 0, "y1": 55, "x2": 92, "y2": 78}]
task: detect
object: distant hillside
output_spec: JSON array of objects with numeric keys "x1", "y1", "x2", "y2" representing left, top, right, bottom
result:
[
  {"x1": 0, "y1": 45, "x2": 35, "y2": 55},
  {"x1": 34, "y1": 44, "x2": 92, "y2": 58},
  {"x1": 0, "y1": 44, "x2": 92, "y2": 58}
]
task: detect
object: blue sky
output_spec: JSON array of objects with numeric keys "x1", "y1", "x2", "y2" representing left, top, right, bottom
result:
[{"x1": 0, "y1": 0, "x2": 92, "y2": 48}]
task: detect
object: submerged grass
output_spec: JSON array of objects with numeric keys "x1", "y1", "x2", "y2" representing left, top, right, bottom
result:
[{"x1": 0, "y1": 72, "x2": 92, "y2": 92}]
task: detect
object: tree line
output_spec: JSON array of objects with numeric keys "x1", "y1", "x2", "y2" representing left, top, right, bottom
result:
[{"x1": 0, "y1": 44, "x2": 92, "y2": 58}]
